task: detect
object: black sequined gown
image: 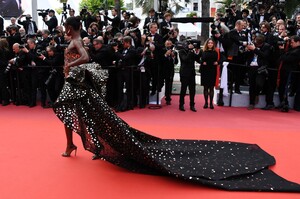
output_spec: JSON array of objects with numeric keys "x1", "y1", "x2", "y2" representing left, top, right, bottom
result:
[{"x1": 54, "y1": 63, "x2": 300, "y2": 192}]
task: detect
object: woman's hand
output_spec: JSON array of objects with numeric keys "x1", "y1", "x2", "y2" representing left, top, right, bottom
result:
[{"x1": 64, "y1": 62, "x2": 70, "y2": 77}]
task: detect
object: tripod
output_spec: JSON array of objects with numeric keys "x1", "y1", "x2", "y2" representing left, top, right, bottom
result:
[
  {"x1": 60, "y1": 3, "x2": 68, "y2": 25},
  {"x1": 60, "y1": 11, "x2": 67, "y2": 25}
]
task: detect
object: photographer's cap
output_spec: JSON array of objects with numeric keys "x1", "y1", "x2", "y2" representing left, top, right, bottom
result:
[{"x1": 26, "y1": 14, "x2": 32, "y2": 18}]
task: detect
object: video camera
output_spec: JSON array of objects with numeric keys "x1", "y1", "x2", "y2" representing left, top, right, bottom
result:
[
  {"x1": 175, "y1": 39, "x2": 201, "y2": 51},
  {"x1": 211, "y1": 21, "x2": 221, "y2": 35},
  {"x1": 37, "y1": 9, "x2": 50, "y2": 18}
]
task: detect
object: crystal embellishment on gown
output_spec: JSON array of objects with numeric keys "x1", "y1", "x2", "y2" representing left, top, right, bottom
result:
[{"x1": 54, "y1": 63, "x2": 300, "y2": 192}]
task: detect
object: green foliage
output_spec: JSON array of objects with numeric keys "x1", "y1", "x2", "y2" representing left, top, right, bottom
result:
[
  {"x1": 79, "y1": 0, "x2": 124, "y2": 15},
  {"x1": 216, "y1": 0, "x2": 300, "y2": 18},
  {"x1": 186, "y1": 12, "x2": 198, "y2": 17}
]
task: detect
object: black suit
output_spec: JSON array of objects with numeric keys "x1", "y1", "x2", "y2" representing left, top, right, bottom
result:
[
  {"x1": 162, "y1": 48, "x2": 178, "y2": 103},
  {"x1": 144, "y1": 33, "x2": 164, "y2": 94},
  {"x1": 143, "y1": 16, "x2": 158, "y2": 34},
  {"x1": 105, "y1": 15, "x2": 120, "y2": 36},
  {"x1": 246, "y1": 43, "x2": 272, "y2": 105},
  {"x1": 114, "y1": 46, "x2": 137, "y2": 111},
  {"x1": 254, "y1": 13, "x2": 270, "y2": 28},
  {"x1": 18, "y1": 19, "x2": 38, "y2": 34},
  {"x1": 44, "y1": 16, "x2": 58, "y2": 34},
  {"x1": 226, "y1": 29, "x2": 247, "y2": 92},
  {"x1": 278, "y1": 46, "x2": 300, "y2": 109},
  {"x1": 42, "y1": 53, "x2": 64, "y2": 103},
  {"x1": 179, "y1": 49, "x2": 200, "y2": 107},
  {"x1": 159, "y1": 20, "x2": 172, "y2": 40},
  {"x1": 7, "y1": 32, "x2": 22, "y2": 49}
]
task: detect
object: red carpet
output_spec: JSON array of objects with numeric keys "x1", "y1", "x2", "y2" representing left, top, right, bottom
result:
[{"x1": 0, "y1": 95, "x2": 300, "y2": 199}]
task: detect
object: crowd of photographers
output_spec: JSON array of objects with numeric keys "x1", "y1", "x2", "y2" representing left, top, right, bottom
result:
[
  {"x1": 0, "y1": 1, "x2": 300, "y2": 112},
  {"x1": 0, "y1": 7, "x2": 182, "y2": 112},
  {"x1": 210, "y1": 2, "x2": 300, "y2": 112}
]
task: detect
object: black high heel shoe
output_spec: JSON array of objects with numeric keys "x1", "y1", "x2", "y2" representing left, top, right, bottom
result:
[{"x1": 61, "y1": 145, "x2": 77, "y2": 157}]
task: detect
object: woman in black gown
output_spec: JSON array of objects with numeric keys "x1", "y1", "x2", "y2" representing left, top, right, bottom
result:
[
  {"x1": 54, "y1": 17, "x2": 300, "y2": 192},
  {"x1": 200, "y1": 38, "x2": 218, "y2": 109}
]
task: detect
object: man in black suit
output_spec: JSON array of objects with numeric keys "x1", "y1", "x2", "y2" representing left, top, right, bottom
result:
[
  {"x1": 254, "y1": 6, "x2": 270, "y2": 29},
  {"x1": 6, "y1": 25, "x2": 22, "y2": 51},
  {"x1": 90, "y1": 39, "x2": 112, "y2": 68},
  {"x1": 141, "y1": 22, "x2": 164, "y2": 95},
  {"x1": 226, "y1": 20, "x2": 248, "y2": 94},
  {"x1": 178, "y1": 43, "x2": 200, "y2": 112},
  {"x1": 159, "y1": 12, "x2": 173, "y2": 42},
  {"x1": 162, "y1": 39, "x2": 178, "y2": 105},
  {"x1": 113, "y1": 36, "x2": 137, "y2": 111},
  {"x1": 18, "y1": 14, "x2": 37, "y2": 35},
  {"x1": 9, "y1": 17, "x2": 21, "y2": 30},
  {"x1": 278, "y1": 35, "x2": 300, "y2": 112},
  {"x1": 43, "y1": 10, "x2": 58, "y2": 34},
  {"x1": 104, "y1": 8, "x2": 120, "y2": 36},
  {"x1": 223, "y1": 2, "x2": 242, "y2": 30},
  {"x1": 90, "y1": 39, "x2": 115, "y2": 106},
  {"x1": 143, "y1": 8, "x2": 158, "y2": 34},
  {"x1": 0, "y1": 0, "x2": 22, "y2": 17},
  {"x1": 245, "y1": 34, "x2": 272, "y2": 110}
]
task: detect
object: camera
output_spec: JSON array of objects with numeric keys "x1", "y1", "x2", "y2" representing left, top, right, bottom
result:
[
  {"x1": 4, "y1": 64, "x2": 12, "y2": 74},
  {"x1": 175, "y1": 39, "x2": 201, "y2": 51},
  {"x1": 45, "y1": 69, "x2": 57, "y2": 86},
  {"x1": 80, "y1": 7, "x2": 89, "y2": 16},
  {"x1": 36, "y1": 49, "x2": 46, "y2": 56},
  {"x1": 37, "y1": 9, "x2": 50, "y2": 18},
  {"x1": 211, "y1": 21, "x2": 221, "y2": 35}
]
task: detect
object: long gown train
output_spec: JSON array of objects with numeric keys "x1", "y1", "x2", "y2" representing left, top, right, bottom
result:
[{"x1": 53, "y1": 64, "x2": 300, "y2": 192}]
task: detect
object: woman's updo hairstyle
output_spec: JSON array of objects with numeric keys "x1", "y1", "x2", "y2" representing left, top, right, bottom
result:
[{"x1": 65, "y1": 16, "x2": 82, "y2": 31}]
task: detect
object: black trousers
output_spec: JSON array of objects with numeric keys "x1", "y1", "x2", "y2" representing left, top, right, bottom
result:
[
  {"x1": 264, "y1": 69, "x2": 277, "y2": 106},
  {"x1": 46, "y1": 73, "x2": 64, "y2": 103},
  {"x1": 278, "y1": 69, "x2": 291, "y2": 105},
  {"x1": 0, "y1": 69, "x2": 10, "y2": 103},
  {"x1": 116, "y1": 69, "x2": 132, "y2": 109},
  {"x1": 179, "y1": 75, "x2": 196, "y2": 107},
  {"x1": 163, "y1": 68, "x2": 174, "y2": 102},
  {"x1": 248, "y1": 67, "x2": 266, "y2": 105}
]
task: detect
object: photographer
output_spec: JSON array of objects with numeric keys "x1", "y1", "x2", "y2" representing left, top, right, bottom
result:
[
  {"x1": 277, "y1": 35, "x2": 300, "y2": 112},
  {"x1": 26, "y1": 38, "x2": 48, "y2": 107},
  {"x1": 162, "y1": 39, "x2": 178, "y2": 105},
  {"x1": 6, "y1": 25, "x2": 22, "y2": 51},
  {"x1": 103, "y1": 8, "x2": 120, "y2": 36},
  {"x1": 141, "y1": 22, "x2": 164, "y2": 96},
  {"x1": 254, "y1": 6, "x2": 270, "y2": 29},
  {"x1": 17, "y1": 14, "x2": 37, "y2": 35},
  {"x1": 37, "y1": 29, "x2": 51, "y2": 50},
  {"x1": 226, "y1": 20, "x2": 248, "y2": 94},
  {"x1": 143, "y1": 8, "x2": 158, "y2": 35},
  {"x1": 120, "y1": 11, "x2": 130, "y2": 31},
  {"x1": 87, "y1": 22, "x2": 100, "y2": 43},
  {"x1": 113, "y1": 36, "x2": 138, "y2": 112},
  {"x1": 69, "y1": 9, "x2": 75, "y2": 17},
  {"x1": 223, "y1": 3, "x2": 242, "y2": 30},
  {"x1": 8, "y1": 43, "x2": 30, "y2": 106},
  {"x1": 163, "y1": 27, "x2": 179, "y2": 45},
  {"x1": 178, "y1": 41, "x2": 201, "y2": 112},
  {"x1": 123, "y1": 16, "x2": 142, "y2": 48},
  {"x1": 43, "y1": 9, "x2": 58, "y2": 34},
  {"x1": 245, "y1": 34, "x2": 272, "y2": 110},
  {"x1": 38, "y1": 46, "x2": 64, "y2": 106},
  {"x1": 0, "y1": 39, "x2": 10, "y2": 106},
  {"x1": 160, "y1": 12, "x2": 173, "y2": 42}
]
